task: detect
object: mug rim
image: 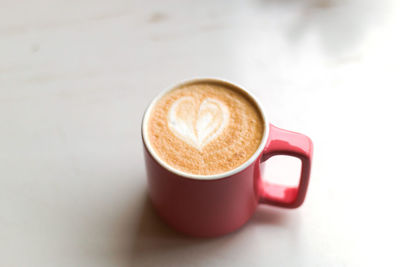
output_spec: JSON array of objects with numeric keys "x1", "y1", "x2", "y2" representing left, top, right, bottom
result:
[{"x1": 141, "y1": 78, "x2": 270, "y2": 180}]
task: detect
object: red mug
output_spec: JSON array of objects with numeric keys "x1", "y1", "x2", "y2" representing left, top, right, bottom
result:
[{"x1": 142, "y1": 79, "x2": 313, "y2": 237}]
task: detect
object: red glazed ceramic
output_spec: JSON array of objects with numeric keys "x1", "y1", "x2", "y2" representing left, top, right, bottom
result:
[{"x1": 142, "y1": 79, "x2": 313, "y2": 237}]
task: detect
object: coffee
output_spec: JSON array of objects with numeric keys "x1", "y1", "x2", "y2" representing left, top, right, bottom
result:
[{"x1": 146, "y1": 81, "x2": 264, "y2": 175}]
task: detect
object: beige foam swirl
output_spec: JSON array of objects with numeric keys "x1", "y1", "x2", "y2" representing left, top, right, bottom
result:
[{"x1": 147, "y1": 82, "x2": 264, "y2": 175}]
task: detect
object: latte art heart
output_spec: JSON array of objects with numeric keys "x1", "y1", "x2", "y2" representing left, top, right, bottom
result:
[{"x1": 168, "y1": 97, "x2": 230, "y2": 150}]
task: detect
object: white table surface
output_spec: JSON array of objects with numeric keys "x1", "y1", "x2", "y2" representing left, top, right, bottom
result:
[{"x1": 1, "y1": 0, "x2": 400, "y2": 266}]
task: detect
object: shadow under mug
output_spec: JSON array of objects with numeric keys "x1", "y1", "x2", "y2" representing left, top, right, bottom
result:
[{"x1": 141, "y1": 78, "x2": 313, "y2": 237}]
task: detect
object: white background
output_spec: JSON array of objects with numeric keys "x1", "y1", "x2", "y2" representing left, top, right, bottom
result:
[{"x1": 1, "y1": 0, "x2": 400, "y2": 266}]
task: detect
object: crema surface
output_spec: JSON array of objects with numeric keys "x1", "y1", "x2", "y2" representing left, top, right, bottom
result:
[{"x1": 147, "y1": 81, "x2": 264, "y2": 176}]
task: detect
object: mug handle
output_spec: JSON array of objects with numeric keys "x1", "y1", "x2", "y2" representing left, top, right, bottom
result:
[{"x1": 259, "y1": 124, "x2": 313, "y2": 208}]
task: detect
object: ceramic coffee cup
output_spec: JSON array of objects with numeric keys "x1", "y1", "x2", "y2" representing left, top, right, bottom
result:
[{"x1": 141, "y1": 78, "x2": 313, "y2": 237}]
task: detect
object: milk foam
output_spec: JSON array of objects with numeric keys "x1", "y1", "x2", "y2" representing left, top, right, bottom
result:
[
  {"x1": 147, "y1": 82, "x2": 264, "y2": 175},
  {"x1": 168, "y1": 96, "x2": 229, "y2": 150}
]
